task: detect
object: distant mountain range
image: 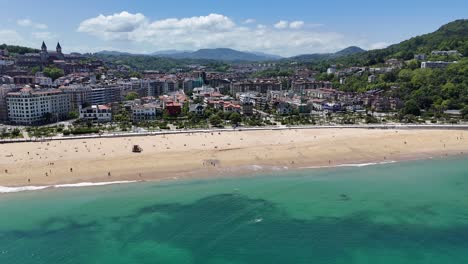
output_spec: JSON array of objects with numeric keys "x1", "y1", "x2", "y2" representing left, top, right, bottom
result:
[
  {"x1": 150, "y1": 50, "x2": 193, "y2": 56},
  {"x1": 97, "y1": 50, "x2": 139, "y2": 56},
  {"x1": 290, "y1": 46, "x2": 366, "y2": 62},
  {"x1": 96, "y1": 47, "x2": 365, "y2": 62},
  {"x1": 151, "y1": 48, "x2": 282, "y2": 62}
]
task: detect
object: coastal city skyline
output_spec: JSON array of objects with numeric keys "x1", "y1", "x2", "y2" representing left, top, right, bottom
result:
[
  {"x1": 0, "y1": 1, "x2": 467, "y2": 263},
  {"x1": 0, "y1": 0, "x2": 466, "y2": 56}
]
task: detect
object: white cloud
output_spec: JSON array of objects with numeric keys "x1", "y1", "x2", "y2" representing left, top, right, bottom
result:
[
  {"x1": 0, "y1": 30, "x2": 23, "y2": 44},
  {"x1": 17, "y1": 19, "x2": 48, "y2": 30},
  {"x1": 274, "y1": 20, "x2": 289, "y2": 29},
  {"x1": 147, "y1": 14, "x2": 235, "y2": 31},
  {"x1": 32, "y1": 31, "x2": 57, "y2": 40},
  {"x1": 369, "y1": 42, "x2": 389, "y2": 50},
  {"x1": 243, "y1": 18, "x2": 256, "y2": 24},
  {"x1": 78, "y1": 11, "x2": 146, "y2": 33},
  {"x1": 77, "y1": 12, "x2": 351, "y2": 56},
  {"x1": 17, "y1": 19, "x2": 33, "y2": 27},
  {"x1": 289, "y1": 21, "x2": 305, "y2": 29}
]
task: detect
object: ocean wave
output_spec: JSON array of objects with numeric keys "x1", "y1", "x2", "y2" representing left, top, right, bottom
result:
[
  {"x1": 54, "y1": 181, "x2": 138, "y2": 188},
  {"x1": 243, "y1": 165, "x2": 289, "y2": 171},
  {"x1": 0, "y1": 186, "x2": 49, "y2": 193},
  {"x1": 336, "y1": 161, "x2": 397, "y2": 167},
  {"x1": 0, "y1": 181, "x2": 139, "y2": 194},
  {"x1": 301, "y1": 160, "x2": 397, "y2": 169}
]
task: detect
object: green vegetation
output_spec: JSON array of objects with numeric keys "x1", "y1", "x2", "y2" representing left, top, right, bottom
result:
[
  {"x1": 125, "y1": 92, "x2": 139, "y2": 101},
  {"x1": 0, "y1": 44, "x2": 39, "y2": 55},
  {"x1": 290, "y1": 46, "x2": 366, "y2": 63},
  {"x1": 93, "y1": 54, "x2": 230, "y2": 72},
  {"x1": 43, "y1": 66, "x2": 65, "y2": 81},
  {"x1": 252, "y1": 68, "x2": 294, "y2": 78},
  {"x1": 68, "y1": 111, "x2": 79, "y2": 119},
  {"x1": 462, "y1": 106, "x2": 468, "y2": 120},
  {"x1": 324, "y1": 20, "x2": 468, "y2": 67},
  {"x1": 209, "y1": 115, "x2": 223, "y2": 127},
  {"x1": 277, "y1": 115, "x2": 316, "y2": 126},
  {"x1": 30, "y1": 66, "x2": 41, "y2": 74},
  {"x1": 323, "y1": 58, "x2": 468, "y2": 115},
  {"x1": 26, "y1": 125, "x2": 64, "y2": 138},
  {"x1": 402, "y1": 99, "x2": 421, "y2": 116},
  {"x1": 0, "y1": 128, "x2": 22, "y2": 139},
  {"x1": 69, "y1": 127, "x2": 100, "y2": 135}
]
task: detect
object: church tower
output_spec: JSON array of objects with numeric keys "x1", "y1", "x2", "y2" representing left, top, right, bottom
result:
[
  {"x1": 40, "y1": 41, "x2": 49, "y2": 67},
  {"x1": 56, "y1": 42, "x2": 62, "y2": 54},
  {"x1": 41, "y1": 41, "x2": 47, "y2": 52}
]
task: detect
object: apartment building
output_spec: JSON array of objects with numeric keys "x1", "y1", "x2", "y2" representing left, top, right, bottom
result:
[
  {"x1": 79, "y1": 105, "x2": 112, "y2": 122},
  {"x1": 7, "y1": 87, "x2": 71, "y2": 125}
]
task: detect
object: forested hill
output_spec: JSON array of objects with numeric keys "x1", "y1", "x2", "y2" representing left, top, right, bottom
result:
[
  {"x1": 290, "y1": 46, "x2": 366, "y2": 63},
  {"x1": 0, "y1": 44, "x2": 39, "y2": 55},
  {"x1": 327, "y1": 19, "x2": 468, "y2": 66}
]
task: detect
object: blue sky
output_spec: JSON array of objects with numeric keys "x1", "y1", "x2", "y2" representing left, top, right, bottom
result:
[{"x1": 0, "y1": 0, "x2": 466, "y2": 56}]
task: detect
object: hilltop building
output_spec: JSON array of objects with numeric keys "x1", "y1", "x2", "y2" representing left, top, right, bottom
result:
[{"x1": 17, "y1": 42, "x2": 84, "y2": 69}]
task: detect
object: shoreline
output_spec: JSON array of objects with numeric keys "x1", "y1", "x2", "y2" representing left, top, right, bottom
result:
[
  {"x1": 0, "y1": 128, "x2": 467, "y2": 191},
  {"x1": 1, "y1": 154, "x2": 466, "y2": 194}
]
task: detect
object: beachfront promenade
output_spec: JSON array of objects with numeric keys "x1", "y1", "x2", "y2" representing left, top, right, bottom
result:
[{"x1": 2, "y1": 124, "x2": 468, "y2": 144}]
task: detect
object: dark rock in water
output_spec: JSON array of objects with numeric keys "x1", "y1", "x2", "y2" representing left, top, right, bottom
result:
[{"x1": 340, "y1": 194, "x2": 351, "y2": 201}]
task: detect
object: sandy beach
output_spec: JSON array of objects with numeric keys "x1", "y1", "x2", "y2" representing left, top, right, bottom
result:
[{"x1": 0, "y1": 128, "x2": 467, "y2": 187}]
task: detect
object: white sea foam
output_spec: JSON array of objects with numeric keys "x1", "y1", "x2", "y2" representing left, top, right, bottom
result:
[
  {"x1": 336, "y1": 161, "x2": 397, "y2": 167},
  {"x1": 54, "y1": 181, "x2": 138, "y2": 188},
  {"x1": 0, "y1": 181, "x2": 139, "y2": 194},
  {"x1": 0, "y1": 186, "x2": 49, "y2": 193},
  {"x1": 301, "y1": 160, "x2": 397, "y2": 169},
  {"x1": 244, "y1": 165, "x2": 289, "y2": 171},
  {"x1": 250, "y1": 165, "x2": 263, "y2": 171}
]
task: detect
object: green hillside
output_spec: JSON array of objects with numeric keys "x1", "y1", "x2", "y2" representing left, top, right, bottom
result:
[
  {"x1": 0, "y1": 44, "x2": 39, "y2": 55},
  {"x1": 331, "y1": 19, "x2": 467, "y2": 66}
]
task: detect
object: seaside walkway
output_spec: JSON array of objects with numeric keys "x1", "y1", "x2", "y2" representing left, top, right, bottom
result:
[{"x1": 1, "y1": 124, "x2": 468, "y2": 144}]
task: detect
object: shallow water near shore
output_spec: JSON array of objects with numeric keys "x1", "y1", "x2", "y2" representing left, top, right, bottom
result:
[{"x1": 1, "y1": 157, "x2": 468, "y2": 263}]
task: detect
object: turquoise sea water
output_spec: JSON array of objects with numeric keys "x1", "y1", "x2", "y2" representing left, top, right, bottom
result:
[{"x1": 1, "y1": 157, "x2": 468, "y2": 263}]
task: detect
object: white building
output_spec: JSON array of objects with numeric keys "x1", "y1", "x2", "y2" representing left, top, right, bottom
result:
[
  {"x1": 368, "y1": 75, "x2": 377, "y2": 83},
  {"x1": 34, "y1": 72, "x2": 53, "y2": 87},
  {"x1": 327, "y1": 65, "x2": 337, "y2": 75},
  {"x1": 414, "y1": 54, "x2": 426, "y2": 60},
  {"x1": 7, "y1": 87, "x2": 71, "y2": 125},
  {"x1": 431, "y1": 50, "x2": 462, "y2": 56},
  {"x1": 238, "y1": 92, "x2": 259, "y2": 104},
  {"x1": 421, "y1": 61, "x2": 456, "y2": 69},
  {"x1": 132, "y1": 104, "x2": 160, "y2": 121},
  {"x1": 35, "y1": 77, "x2": 53, "y2": 87},
  {"x1": 79, "y1": 105, "x2": 112, "y2": 122},
  {"x1": 192, "y1": 86, "x2": 216, "y2": 100}
]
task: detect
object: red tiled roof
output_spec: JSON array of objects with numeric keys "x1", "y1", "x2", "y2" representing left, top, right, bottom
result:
[
  {"x1": 166, "y1": 102, "x2": 181, "y2": 107},
  {"x1": 98, "y1": 105, "x2": 110, "y2": 110}
]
